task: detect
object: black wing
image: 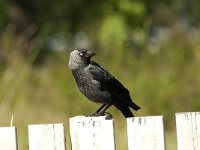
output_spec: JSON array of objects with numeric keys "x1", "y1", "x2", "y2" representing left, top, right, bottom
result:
[
  {"x1": 89, "y1": 61, "x2": 141, "y2": 111},
  {"x1": 89, "y1": 62, "x2": 131, "y2": 100}
]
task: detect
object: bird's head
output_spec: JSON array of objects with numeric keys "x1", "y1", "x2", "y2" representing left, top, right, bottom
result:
[{"x1": 68, "y1": 49, "x2": 96, "y2": 70}]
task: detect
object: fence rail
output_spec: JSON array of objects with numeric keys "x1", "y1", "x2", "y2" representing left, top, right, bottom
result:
[{"x1": 0, "y1": 112, "x2": 200, "y2": 150}]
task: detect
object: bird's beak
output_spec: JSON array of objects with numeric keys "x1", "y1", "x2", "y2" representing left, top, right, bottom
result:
[{"x1": 87, "y1": 51, "x2": 96, "y2": 57}]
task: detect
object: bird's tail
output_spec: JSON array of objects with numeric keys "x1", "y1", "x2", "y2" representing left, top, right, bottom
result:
[
  {"x1": 114, "y1": 104, "x2": 134, "y2": 118},
  {"x1": 128, "y1": 101, "x2": 141, "y2": 111}
]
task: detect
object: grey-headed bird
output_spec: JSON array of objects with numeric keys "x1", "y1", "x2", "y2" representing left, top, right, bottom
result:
[{"x1": 68, "y1": 49, "x2": 141, "y2": 118}]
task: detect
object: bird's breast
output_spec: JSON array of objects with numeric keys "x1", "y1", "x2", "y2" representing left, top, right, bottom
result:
[{"x1": 71, "y1": 69, "x2": 111, "y2": 104}]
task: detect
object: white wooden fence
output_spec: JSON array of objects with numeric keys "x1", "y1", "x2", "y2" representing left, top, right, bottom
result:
[{"x1": 0, "y1": 112, "x2": 200, "y2": 150}]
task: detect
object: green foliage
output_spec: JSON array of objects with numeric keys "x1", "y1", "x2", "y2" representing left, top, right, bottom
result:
[
  {"x1": 119, "y1": 0, "x2": 146, "y2": 20},
  {"x1": 98, "y1": 15, "x2": 127, "y2": 49}
]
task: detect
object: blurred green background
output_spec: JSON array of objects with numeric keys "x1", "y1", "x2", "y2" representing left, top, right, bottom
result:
[{"x1": 0, "y1": 0, "x2": 200, "y2": 149}]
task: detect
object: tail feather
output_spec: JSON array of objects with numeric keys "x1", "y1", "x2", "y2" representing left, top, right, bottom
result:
[
  {"x1": 114, "y1": 104, "x2": 134, "y2": 118},
  {"x1": 112, "y1": 93, "x2": 141, "y2": 111},
  {"x1": 128, "y1": 101, "x2": 141, "y2": 111}
]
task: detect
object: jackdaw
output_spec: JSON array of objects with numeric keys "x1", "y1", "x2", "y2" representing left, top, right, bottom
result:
[{"x1": 68, "y1": 49, "x2": 141, "y2": 118}]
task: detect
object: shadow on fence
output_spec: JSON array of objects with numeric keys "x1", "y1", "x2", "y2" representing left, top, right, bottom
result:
[{"x1": 0, "y1": 112, "x2": 200, "y2": 150}]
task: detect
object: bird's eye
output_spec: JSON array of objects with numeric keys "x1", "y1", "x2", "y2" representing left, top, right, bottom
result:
[{"x1": 79, "y1": 52, "x2": 84, "y2": 56}]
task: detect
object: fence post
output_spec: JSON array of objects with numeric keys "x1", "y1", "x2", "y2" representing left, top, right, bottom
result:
[
  {"x1": 0, "y1": 127, "x2": 18, "y2": 150},
  {"x1": 176, "y1": 112, "x2": 200, "y2": 150},
  {"x1": 28, "y1": 123, "x2": 66, "y2": 150},
  {"x1": 69, "y1": 115, "x2": 115, "y2": 150},
  {"x1": 127, "y1": 116, "x2": 165, "y2": 150}
]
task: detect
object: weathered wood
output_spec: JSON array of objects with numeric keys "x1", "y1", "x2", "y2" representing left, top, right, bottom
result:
[
  {"x1": 0, "y1": 127, "x2": 18, "y2": 150},
  {"x1": 127, "y1": 116, "x2": 165, "y2": 150},
  {"x1": 28, "y1": 123, "x2": 66, "y2": 150},
  {"x1": 69, "y1": 115, "x2": 115, "y2": 150},
  {"x1": 176, "y1": 112, "x2": 200, "y2": 150}
]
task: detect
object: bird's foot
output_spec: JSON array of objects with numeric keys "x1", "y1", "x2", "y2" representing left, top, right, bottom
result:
[
  {"x1": 103, "y1": 112, "x2": 113, "y2": 119},
  {"x1": 89, "y1": 112, "x2": 101, "y2": 117},
  {"x1": 87, "y1": 112, "x2": 112, "y2": 119},
  {"x1": 86, "y1": 112, "x2": 102, "y2": 117}
]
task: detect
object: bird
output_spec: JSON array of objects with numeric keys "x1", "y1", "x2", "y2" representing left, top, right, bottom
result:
[{"x1": 68, "y1": 48, "x2": 141, "y2": 118}]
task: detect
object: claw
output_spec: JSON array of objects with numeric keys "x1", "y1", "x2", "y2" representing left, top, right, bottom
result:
[{"x1": 86, "y1": 112, "x2": 113, "y2": 119}]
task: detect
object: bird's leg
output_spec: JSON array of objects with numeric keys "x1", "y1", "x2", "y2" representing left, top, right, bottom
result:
[
  {"x1": 98, "y1": 104, "x2": 111, "y2": 116},
  {"x1": 90, "y1": 104, "x2": 107, "y2": 116},
  {"x1": 96, "y1": 104, "x2": 107, "y2": 113}
]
